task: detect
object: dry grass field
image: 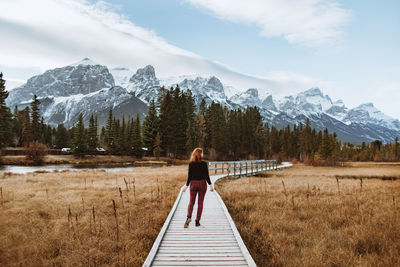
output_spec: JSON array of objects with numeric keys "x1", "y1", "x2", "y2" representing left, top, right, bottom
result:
[
  {"x1": 0, "y1": 165, "x2": 187, "y2": 266},
  {"x1": 216, "y1": 162, "x2": 400, "y2": 266}
]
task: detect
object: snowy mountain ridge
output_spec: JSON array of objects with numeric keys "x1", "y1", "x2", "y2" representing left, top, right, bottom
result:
[{"x1": 6, "y1": 58, "x2": 400, "y2": 143}]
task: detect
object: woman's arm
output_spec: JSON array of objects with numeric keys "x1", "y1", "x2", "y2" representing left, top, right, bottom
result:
[
  {"x1": 204, "y1": 162, "x2": 212, "y2": 185},
  {"x1": 185, "y1": 163, "x2": 192, "y2": 186}
]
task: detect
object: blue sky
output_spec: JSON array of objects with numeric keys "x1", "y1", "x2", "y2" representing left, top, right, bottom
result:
[
  {"x1": 103, "y1": 0, "x2": 400, "y2": 97},
  {"x1": 0, "y1": 0, "x2": 399, "y2": 118}
]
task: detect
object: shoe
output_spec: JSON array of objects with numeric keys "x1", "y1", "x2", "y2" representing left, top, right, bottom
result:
[
  {"x1": 184, "y1": 217, "x2": 191, "y2": 228},
  {"x1": 195, "y1": 220, "x2": 201, "y2": 227}
]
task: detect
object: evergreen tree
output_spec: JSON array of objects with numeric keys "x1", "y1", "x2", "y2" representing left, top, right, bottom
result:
[
  {"x1": 153, "y1": 132, "x2": 162, "y2": 160},
  {"x1": 43, "y1": 124, "x2": 53, "y2": 147},
  {"x1": 87, "y1": 114, "x2": 98, "y2": 153},
  {"x1": 100, "y1": 126, "x2": 106, "y2": 147},
  {"x1": 72, "y1": 113, "x2": 87, "y2": 156},
  {"x1": 30, "y1": 95, "x2": 41, "y2": 142},
  {"x1": 120, "y1": 116, "x2": 129, "y2": 155},
  {"x1": 131, "y1": 114, "x2": 143, "y2": 157},
  {"x1": 0, "y1": 73, "x2": 12, "y2": 149},
  {"x1": 172, "y1": 86, "x2": 188, "y2": 157},
  {"x1": 55, "y1": 124, "x2": 69, "y2": 148},
  {"x1": 105, "y1": 109, "x2": 114, "y2": 152},
  {"x1": 319, "y1": 128, "x2": 332, "y2": 159},
  {"x1": 159, "y1": 89, "x2": 174, "y2": 156},
  {"x1": 21, "y1": 107, "x2": 31, "y2": 146},
  {"x1": 395, "y1": 137, "x2": 399, "y2": 160},
  {"x1": 143, "y1": 99, "x2": 159, "y2": 155},
  {"x1": 111, "y1": 118, "x2": 121, "y2": 154},
  {"x1": 196, "y1": 99, "x2": 207, "y2": 148},
  {"x1": 11, "y1": 106, "x2": 23, "y2": 147}
]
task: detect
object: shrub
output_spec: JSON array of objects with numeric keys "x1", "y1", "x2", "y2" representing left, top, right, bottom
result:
[{"x1": 26, "y1": 141, "x2": 48, "y2": 165}]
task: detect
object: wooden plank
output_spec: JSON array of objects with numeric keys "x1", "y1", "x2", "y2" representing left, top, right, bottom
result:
[
  {"x1": 157, "y1": 252, "x2": 243, "y2": 255},
  {"x1": 155, "y1": 256, "x2": 246, "y2": 261},
  {"x1": 152, "y1": 260, "x2": 248, "y2": 266}
]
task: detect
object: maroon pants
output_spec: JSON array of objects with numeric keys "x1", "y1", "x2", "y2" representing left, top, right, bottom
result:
[{"x1": 187, "y1": 180, "x2": 207, "y2": 221}]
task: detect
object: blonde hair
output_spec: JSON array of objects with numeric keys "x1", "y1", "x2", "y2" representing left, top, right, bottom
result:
[{"x1": 190, "y1": 148, "x2": 203, "y2": 163}]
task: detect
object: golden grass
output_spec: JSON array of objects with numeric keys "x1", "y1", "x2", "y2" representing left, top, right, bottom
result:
[
  {"x1": 0, "y1": 166, "x2": 187, "y2": 266},
  {"x1": 216, "y1": 162, "x2": 400, "y2": 266}
]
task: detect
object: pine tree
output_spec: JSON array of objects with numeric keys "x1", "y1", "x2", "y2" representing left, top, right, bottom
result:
[
  {"x1": 159, "y1": 89, "x2": 174, "y2": 156},
  {"x1": 395, "y1": 137, "x2": 399, "y2": 160},
  {"x1": 105, "y1": 109, "x2": 114, "y2": 152},
  {"x1": 172, "y1": 86, "x2": 187, "y2": 157},
  {"x1": 185, "y1": 90, "x2": 198, "y2": 152},
  {"x1": 131, "y1": 114, "x2": 143, "y2": 158},
  {"x1": 111, "y1": 119, "x2": 121, "y2": 154},
  {"x1": 196, "y1": 99, "x2": 207, "y2": 148},
  {"x1": 21, "y1": 107, "x2": 31, "y2": 146},
  {"x1": 55, "y1": 124, "x2": 69, "y2": 148},
  {"x1": 143, "y1": 99, "x2": 159, "y2": 155},
  {"x1": 319, "y1": 128, "x2": 332, "y2": 160},
  {"x1": 73, "y1": 113, "x2": 87, "y2": 156},
  {"x1": 30, "y1": 95, "x2": 41, "y2": 142},
  {"x1": 87, "y1": 114, "x2": 98, "y2": 154},
  {"x1": 120, "y1": 116, "x2": 129, "y2": 155},
  {"x1": 153, "y1": 132, "x2": 162, "y2": 160},
  {"x1": 43, "y1": 124, "x2": 53, "y2": 147},
  {"x1": 0, "y1": 73, "x2": 12, "y2": 149},
  {"x1": 11, "y1": 106, "x2": 23, "y2": 147}
]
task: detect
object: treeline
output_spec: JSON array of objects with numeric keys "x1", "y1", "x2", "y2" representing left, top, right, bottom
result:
[
  {"x1": 141, "y1": 86, "x2": 400, "y2": 162},
  {"x1": 0, "y1": 73, "x2": 399, "y2": 162}
]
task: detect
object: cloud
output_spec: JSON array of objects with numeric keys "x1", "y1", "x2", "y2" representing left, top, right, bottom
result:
[
  {"x1": 0, "y1": 0, "x2": 319, "y2": 95},
  {"x1": 184, "y1": 0, "x2": 352, "y2": 46}
]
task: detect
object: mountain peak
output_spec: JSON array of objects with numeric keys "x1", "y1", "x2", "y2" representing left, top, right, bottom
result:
[
  {"x1": 302, "y1": 87, "x2": 323, "y2": 97},
  {"x1": 70, "y1": 57, "x2": 97, "y2": 66},
  {"x1": 245, "y1": 88, "x2": 259, "y2": 98},
  {"x1": 358, "y1": 102, "x2": 374, "y2": 109},
  {"x1": 131, "y1": 65, "x2": 156, "y2": 81}
]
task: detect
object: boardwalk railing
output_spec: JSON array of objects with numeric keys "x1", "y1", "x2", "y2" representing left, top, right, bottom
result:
[{"x1": 208, "y1": 160, "x2": 277, "y2": 177}]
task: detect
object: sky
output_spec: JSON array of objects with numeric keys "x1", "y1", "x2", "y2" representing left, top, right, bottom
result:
[{"x1": 0, "y1": 0, "x2": 399, "y2": 119}]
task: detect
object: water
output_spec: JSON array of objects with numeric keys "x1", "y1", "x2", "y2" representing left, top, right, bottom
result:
[{"x1": 0, "y1": 164, "x2": 135, "y2": 174}]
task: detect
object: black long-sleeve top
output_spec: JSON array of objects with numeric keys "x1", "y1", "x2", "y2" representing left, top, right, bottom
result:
[{"x1": 186, "y1": 161, "x2": 212, "y2": 186}]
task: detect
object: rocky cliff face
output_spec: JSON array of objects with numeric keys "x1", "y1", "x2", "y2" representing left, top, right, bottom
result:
[{"x1": 7, "y1": 59, "x2": 147, "y2": 128}]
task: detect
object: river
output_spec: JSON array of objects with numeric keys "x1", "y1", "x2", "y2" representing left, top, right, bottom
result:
[{"x1": 0, "y1": 164, "x2": 135, "y2": 174}]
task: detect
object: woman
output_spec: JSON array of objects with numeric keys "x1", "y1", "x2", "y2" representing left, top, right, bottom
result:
[{"x1": 183, "y1": 148, "x2": 213, "y2": 228}]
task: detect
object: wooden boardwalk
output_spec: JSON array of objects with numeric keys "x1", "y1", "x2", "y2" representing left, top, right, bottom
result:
[{"x1": 144, "y1": 161, "x2": 292, "y2": 266}]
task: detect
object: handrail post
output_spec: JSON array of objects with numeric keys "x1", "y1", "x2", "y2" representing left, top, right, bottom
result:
[
  {"x1": 215, "y1": 163, "x2": 217, "y2": 174},
  {"x1": 234, "y1": 162, "x2": 236, "y2": 177},
  {"x1": 245, "y1": 162, "x2": 248, "y2": 176},
  {"x1": 251, "y1": 161, "x2": 253, "y2": 174},
  {"x1": 240, "y1": 163, "x2": 242, "y2": 177},
  {"x1": 222, "y1": 162, "x2": 224, "y2": 174}
]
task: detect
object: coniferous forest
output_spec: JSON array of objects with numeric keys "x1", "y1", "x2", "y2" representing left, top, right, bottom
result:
[{"x1": 0, "y1": 73, "x2": 399, "y2": 162}]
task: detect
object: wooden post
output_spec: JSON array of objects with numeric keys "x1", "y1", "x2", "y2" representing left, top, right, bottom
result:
[
  {"x1": 239, "y1": 163, "x2": 242, "y2": 177},
  {"x1": 222, "y1": 163, "x2": 224, "y2": 174},
  {"x1": 251, "y1": 161, "x2": 253, "y2": 174},
  {"x1": 245, "y1": 162, "x2": 248, "y2": 176},
  {"x1": 234, "y1": 162, "x2": 236, "y2": 177},
  {"x1": 215, "y1": 163, "x2": 217, "y2": 174}
]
